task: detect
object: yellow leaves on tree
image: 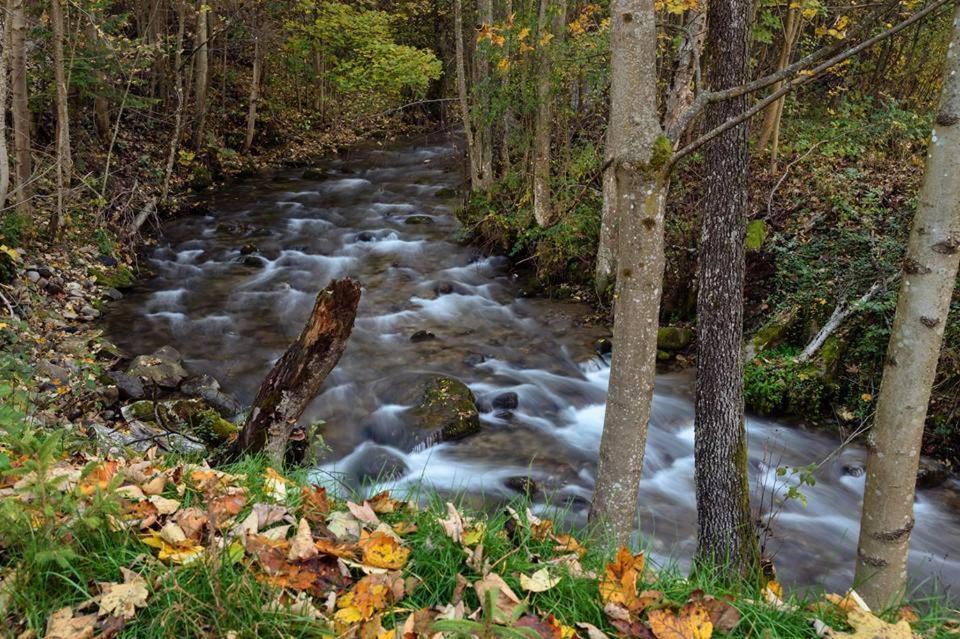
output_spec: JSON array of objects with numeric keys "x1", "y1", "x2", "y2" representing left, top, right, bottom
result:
[
  {"x1": 654, "y1": 0, "x2": 699, "y2": 15},
  {"x1": 648, "y1": 602, "x2": 713, "y2": 639}
]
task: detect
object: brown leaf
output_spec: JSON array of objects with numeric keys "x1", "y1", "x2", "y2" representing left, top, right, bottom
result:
[
  {"x1": 301, "y1": 485, "x2": 330, "y2": 522},
  {"x1": 173, "y1": 507, "x2": 208, "y2": 541},
  {"x1": 697, "y1": 595, "x2": 740, "y2": 632},
  {"x1": 647, "y1": 602, "x2": 712, "y2": 639},
  {"x1": 438, "y1": 502, "x2": 466, "y2": 544},
  {"x1": 348, "y1": 501, "x2": 381, "y2": 527},
  {"x1": 45, "y1": 607, "x2": 98, "y2": 639},
  {"x1": 368, "y1": 490, "x2": 403, "y2": 514},
  {"x1": 289, "y1": 518, "x2": 319, "y2": 561},
  {"x1": 474, "y1": 572, "x2": 521, "y2": 624},
  {"x1": 515, "y1": 614, "x2": 562, "y2": 639}
]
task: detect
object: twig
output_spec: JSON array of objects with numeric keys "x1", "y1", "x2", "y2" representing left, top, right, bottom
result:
[{"x1": 765, "y1": 140, "x2": 826, "y2": 219}]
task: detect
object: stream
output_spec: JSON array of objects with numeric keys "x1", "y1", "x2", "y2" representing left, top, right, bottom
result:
[{"x1": 104, "y1": 133, "x2": 960, "y2": 596}]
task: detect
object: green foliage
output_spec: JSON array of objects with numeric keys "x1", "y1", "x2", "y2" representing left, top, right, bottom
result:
[{"x1": 743, "y1": 346, "x2": 829, "y2": 416}]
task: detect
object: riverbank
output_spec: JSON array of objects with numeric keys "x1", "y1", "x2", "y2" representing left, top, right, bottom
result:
[{"x1": 1, "y1": 424, "x2": 956, "y2": 638}]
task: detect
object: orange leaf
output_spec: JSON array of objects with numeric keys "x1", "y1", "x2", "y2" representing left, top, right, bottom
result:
[
  {"x1": 360, "y1": 530, "x2": 410, "y2": 569},
  {"x1": 648, "y1": 603, "x2": 713, "y2": 639}
]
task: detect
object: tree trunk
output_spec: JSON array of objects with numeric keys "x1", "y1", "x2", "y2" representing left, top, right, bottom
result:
[
  {"x1": 532, "y1": 0, "x2": 567, "y2": 227},
  {"x1": 7, "y1": 0, "x2": 31, "y2": 215},
  {"x1": 454, "y1": 0, "x2": 482, "y2": 189},
  {"x1": 594, "y1": 167, "x2": 619, "y2": 294},
  {"x1": 474, "y1": 0, "x2": 494, "y2": 190},
  {"x1": 244, "y1": 24, "x2": 262, "y2": 153},
  {"x1": 855, "y1": 5, "x2": 960, "y2": 609},
  {"x1": 50, "y1": 0, "x2": 73, "y2": 240},
  {"x1": 86, "y1": 20, "x2": 112, "y2": 143},
  {"x1": 693, "y1": 0, "x2": 759, "y2": 578},
  {"x1": 756, "y1": 7, "x2": 799, "y2": 158},
  {"x1": 192, "y1": 1, "x2": 210, "y2": 151},
  {"x1": 663, "y1": 10, "x2": 706, "y2": 137},
  {"x1": 231, "y1": 279, "x2": 362, "y2": 465},
  {"x1": 588, "y1": 0, "x2": 670, "y2": 545},
  {"x1": 0, "y1": 8, "x2": 10, "y2": 212},
  {"x1": 161, "y1": 1, "x2": 187, "y2": 205}
]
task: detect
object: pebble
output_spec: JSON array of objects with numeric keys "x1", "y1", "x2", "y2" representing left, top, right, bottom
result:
[{"x1": 26, "y1": 270, "x2": 40, "y2": 283}]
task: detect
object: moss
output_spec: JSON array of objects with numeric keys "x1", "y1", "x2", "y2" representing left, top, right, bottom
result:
[
  {"x1": 657, "y1": 326, "x2": 694, "y2": 351},
  {"x1": 90, "y1": 264, "x2": 136, "y2": 290},
  {"x1": 412, "y1": 376, "x2": 480, "y2": 441},
  {"x1": 648, "y1": 135, "x2": 673, "y2": 173},
  {"x1": 123, "y1": 399, "x2": 237, "y2": 446}
]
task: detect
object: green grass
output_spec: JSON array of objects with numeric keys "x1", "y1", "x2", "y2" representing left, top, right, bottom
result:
[{"x1": 0, "y1": 424, "x2": 956, "y2": 638}]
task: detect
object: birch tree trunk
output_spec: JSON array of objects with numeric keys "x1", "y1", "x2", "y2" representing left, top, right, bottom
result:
[
  {"x1": 454, "y1": 0, "x2": 482, "y2": 189},
  {"x1": 244, "y1": 24, "x2": 262, "y2": 153},
  {"x1": 694, "y1": 0, "x2": 759, "y2": 577},
  {"x1": 7, "y1": 0, "x2": 31, "y2": 215},
  {"x1": 192, "y1": 1, "x2": 210, "y2": 151},
  {"x1": 855, "y1": 5, "x2": 960, "y2": 608},
  {"x1": 162, "y1": 0, "x2": 187, "y2": 204},
  {"x1": 532, "y1": 0, "x2": 567, "y2": 227},
  {"x1": 588, "y1": 0, "x2": 672, "y2": 545},
  {"x1": 0, "y1": 8, "x2": 10, "y2": 212},
  {"x1": 50, "y1": 0, "x2": 72, "y2": 240},
  {"x1": 594, "y1": 166, "x2": 619, "y2": 294}
]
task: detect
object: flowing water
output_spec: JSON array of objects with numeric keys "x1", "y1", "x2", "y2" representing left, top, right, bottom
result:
[{"x1": 105, "y1": 134, "x2": 960, "y2": 596}]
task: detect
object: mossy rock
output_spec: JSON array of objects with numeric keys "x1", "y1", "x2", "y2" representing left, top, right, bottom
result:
[
  {"x1": 90, "y1": 264, "x2": 136, "y2": 290},
  {"x1": 434, "y1": 187, "x2": 457, "y2": 199},
  {"x1": 744, "y1": 306, "x2": 798, "y2": 360},
  {"x1": 122, "y1": 399, "x2": 237, "y2": 446},
  {"x1": 657, "y1": 326, "x2": 694, "y2": 351},
  {"x1": 656, "y1": 350, "x2": 672, "y2": 361},
  {"x1": 404, "y1": 215, "x2": 434, "y2": 225},
  {"x1": 191, "y1": 165, "x2": 214, "y2": 190},
  {"x1": 410, "y1": 376, "x2": 480, "y2": 442}
]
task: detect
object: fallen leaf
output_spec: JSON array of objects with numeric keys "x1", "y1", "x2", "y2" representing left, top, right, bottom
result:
[
  {"x1": 301, "y1": 485, "x2": 330, "y2": 522},
  {"x1": 45, "y1": 607, "x2": 98, "y2": 639},
  {"x1": 368, "y1": 490, "x2": 403, "y2": 514},
  {"x1": 141, "y1": 530, "x2": 204, "y2": 564},
  {"x1": 173, "y1": 507, "x2": 208, "y2": 540},
  {"x1": 79, "y1": 461, "x2": 119, "y2": 495},
  {"x1": 98, "y1": 568, "x2": 149, "y2": 619},
  {"x1": 208, "y1": 493, "x2": 247, "y2": 523},
  {"x1": 520, "y1": 568, "x2": 560, "y2": 592},
  {"x1": 515, "y1": 614, "x2": 563, "y2": 639},
  {"x1": 328, "y1": 510, "x2": 362, "y2": 540},
  {"x1": 360, "y1": 530, "x2": 410, "y2": 569},
  {"x1": 347, "y1": 501, "x2": 381, "y2": 527},
  {"x1": 577, "y1": 622, "x2": 610, "y2": 639},
  {"x1": 289, "y1": 518, "x2": 319, "y2": 561},
  {"x1": 438, "y1": 502, "x2": 466, "y2": 544},
  {"x1": 833, "y1": 608, "x2": 912, "y2": 639},
  {"x1": 148, "y1": 495, "x2": 180, "y2": 515},
  {"x1": 140, "y1": 474, "x2": 167, "y2": 495},
  {"x1": 474, "y1": 572, "x2": 521, "y2": 624},
  {"x1": 648, "y1": 602, "x2": 712, "y2": 639},
  {"x1": 263, "y1": 467, "x2": 287, "y2": 502},
  {"x1": 697, "y1": 595, "x2": 740, "y2": 632},
  {"x1": 599, "y1": 547, "x2": 651, "y2": 612}
]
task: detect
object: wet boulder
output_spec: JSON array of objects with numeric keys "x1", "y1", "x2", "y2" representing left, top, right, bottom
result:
[
  {"x1": 492, "y1": 392, "x2": 519, "y2": 411},
  {"x1": 917, "y1": 458, "x2": 951, "y2": 489},
  {"x1": 127, "y1": 347, "x2": 188, "y2": 389},
  {"x1": 302, "y1": 167, "x2": 328, "y2": 180},
  {"x1": 181, "y1": 374, "x2": 243, "y2": 417},
  {"x1": 410, "y1": 330, "x2": 436, "y2": 343},
  {"x1": 403, "y1": 214, "x2": 434, "y2": 225},
  {"x1": 349, "y1": 444, "x2": 409, "y2": 483},
  {"x1": 409, "y1": 375, "x2": 480, "y2": 442}
]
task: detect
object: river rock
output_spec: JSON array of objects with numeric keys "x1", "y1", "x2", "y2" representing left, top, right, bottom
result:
[
  {"x1": 303, "y1": 167, "x2": 328, "y2": 180},
  {"x1": 404, "y1": 214, "x2": 433, "y2": 225},
  {"x1": 408, "y1": 375, "x2": 480, "y2": 441},
  {"x1": 917, "y1": 458, "x2": 951, "y2": 489},
  {"x1": 181, "y1": 374, "x2": 221, "y2": 396},
  {"x1": 356, "y1": 231, "x2": 376, "y2": 242},
  {"x1": 657, "y1": 326, "x2": 694, "y2": 351},
  {"x1": 492, "y1": 392, "x2": 519, "y2": 410},
  {"x1": 108, "y1": 371, "x2": 145, "y2": 400},
  {"x1": 349, "y1": 444, "x2": 409, "y2": 483},
  {"x1": 594, "y1": 337, "x2": 613, "y2": 356},
  {"x1": 505, "y1": 476, "x2": 537, "y2": 496},
  {"x1": 26, "y1": 270, "x2": 40, "y2": 283},
  {"x1": 121, "y1": 398, "x2": 237, "y2": 446},
  {"x1": 101, "y1": 287, "x2": 124, "y2": 301},
  {"x1": 240, "y1": 243, "x2": 258, "y2": 255},
  {"x1": 410, "y1": 330, "x2": 436, "y2": 343},
  {"x1": 127, "y1": 347, "x2": 188, "y2": 389},
  {"x1": 40, "y1": 361, "x2": 71, "y2": 384}
]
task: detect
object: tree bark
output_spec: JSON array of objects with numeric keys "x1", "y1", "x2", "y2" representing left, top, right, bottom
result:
[
  {"x1": 7, "y1": 0, "x2": 31, "y2": 215},
  {"x1": 162, "y1": 0, "x2": 188, "y2": 205},
  {"x1": 594, "y1": 167, "x2": 619, "y2": 294},
  {"x1": 231, "y1": 279, "x2": 362, "y2": 465},
  {"x1": 474, "y1": 0, "x2": 494, "y2": 190},
  {"x1": 0, "y1": 8, "x2": 10, "y2": 212},
  {"x1": 454, "y1": 0, "x2": 482, "y2": 189},
  {"x1": 86, "y1": 20, "x2": 112, "y2": 143},
  {"x1": 532, "y1": 0, "x2": 567, "y2": 227},
  {"x1": 50, "y1": 0, "x2": 73, "y2": 240},
  {"x1": 244, "y1": 20, "x2": 262, "y2": 153},
  {"x1": 693, "y1": 0, "x2": 759, "y2": 578},
  {"x1": 192, "y1": 1, "x2": 210, "y2": 151},
  {"x1": 663, "y1": 10, "x2": 706, "y2": 137},
  {"x1": 588, "y1": 0, "x2": 670, "y2": 545},
  {"x1": 855, "y1": 5, "x2": 960, "y2": 609},
  {"x1": 756, "y1": 6, "x2": 800, "y2": 163}
]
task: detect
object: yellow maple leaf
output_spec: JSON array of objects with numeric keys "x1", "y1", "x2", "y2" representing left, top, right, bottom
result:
[
  {"x1": 648, "y1": 602, "x2": 713, "y2": 639},
  {"x1": 141, "y1": 530, "x2": 204, "y2": 564},
  {"x1": 833, "y1": 608, "x2": 912, "y2": 639},
  {"x1": 599, "y1": 547, "x2": 647, "y2": 610},
  {"x1": 360, "y1": 530, "x2": 410, "y2": 569}
]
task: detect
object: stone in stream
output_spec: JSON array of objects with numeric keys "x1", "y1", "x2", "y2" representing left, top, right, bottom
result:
[
  {"x1": 402, "y1": 375, "x2": 480, "y2": 442},
  {"x1": 505, "y1": 476, "x2": 538, "y2": 496},
  {"x1": 917, "y1": 458, "x2": 951, "y2": 489},
  {"x1": 302, "y1": 167, "x2": 328, "y2": 180},
  {"x1": 240, "y1": 243, "x2": 258, "y2": 256},
  {"x1": 491, "y1": 391, "x2": 519, "y2": 410},
  {"x1": 350, "y1": 444, "x2": 409, "y2": 483},
  {"x1": 121, "y1": 398, "x2": 237, "y2": 446},
  {"x1": 656, "y1": 326, "x2": 694, "y2": 351},
  {"x1": 410, "y1": 330, "x2": 436, "y2": 343},
  {"x1": 127, "y1": 347, "x2": 188, "y2": 389},
  {"x1": 403, "y1": 214, "x2": 433, "y2": 225},
  {"x1": 356, "y1": 231, "x2": 377, "y2": 242}
]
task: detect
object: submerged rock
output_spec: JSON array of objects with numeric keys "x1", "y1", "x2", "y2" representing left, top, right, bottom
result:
[
  {"x1": 410, "y1": 330, "x2": 436, "y2": 343},
  {"x1": 917, "y1": 458, "x2": 951, "y2": 489},
  {"x1": 491, "y1": 392, "x2": 519, "y2": 410},
  {"x1": 408, "y1": 375, "x2": 480, "y2": 442},
  {"x1": 403, "y1": 214, "x2": 433, "y2": 225},
  {"x1": 302, "y1": 167, "x2": 328, "y2": 180}
]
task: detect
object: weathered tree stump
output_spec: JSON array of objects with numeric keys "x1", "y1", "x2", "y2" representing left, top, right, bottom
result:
[{"x1": 229, "y1": 278, "x2": 361, "y2": 464}]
